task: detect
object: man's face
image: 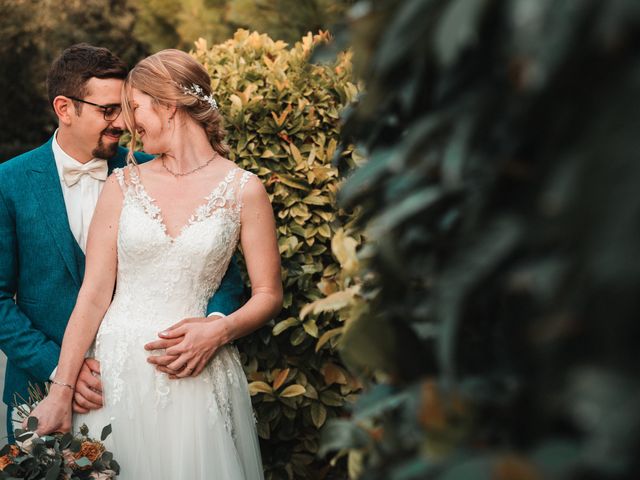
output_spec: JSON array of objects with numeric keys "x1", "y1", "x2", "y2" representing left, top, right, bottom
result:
[{"x1": 69, "y1": 77, "x2": 125, "y2": 160}]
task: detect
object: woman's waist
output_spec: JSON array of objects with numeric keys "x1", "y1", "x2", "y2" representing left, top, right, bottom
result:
[{"x1": 100, "y1": 297, "x2": 207, "y2": 334}]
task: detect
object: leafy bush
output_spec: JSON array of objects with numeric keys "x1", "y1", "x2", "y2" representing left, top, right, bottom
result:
[
  {"x1": 192, "y1": 30, "x2": 361, "y2": 479},
  {"x1": 318, "y1": 0, "x2": 640, "y2": 479}
]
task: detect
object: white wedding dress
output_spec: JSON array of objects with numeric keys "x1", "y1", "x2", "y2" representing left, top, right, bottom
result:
[{"x1": 74, "y1": 165, "x2": 264, "y2": 479}]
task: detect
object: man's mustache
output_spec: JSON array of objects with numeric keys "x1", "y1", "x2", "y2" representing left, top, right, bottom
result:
[{"x1": 102, "y1": 128, "x2": 123, "y2": 137}]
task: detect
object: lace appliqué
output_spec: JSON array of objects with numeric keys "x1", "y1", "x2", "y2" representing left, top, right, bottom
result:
[{"x1": 188, "y1": 168, "x2": 236, "y2": 223}]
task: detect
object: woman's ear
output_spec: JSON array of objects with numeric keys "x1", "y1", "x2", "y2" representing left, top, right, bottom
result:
[
  {"x1": 167, "y1": 104, "x2": 178, "y2": 121},
  {"x1": 53, "y1": 96, "x2": 75, "y2": 126}
]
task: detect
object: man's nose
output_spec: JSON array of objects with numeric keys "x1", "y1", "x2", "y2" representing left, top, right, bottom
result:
[{"x1": 110, "y1": 110, "x2": 125, "y2": 130}]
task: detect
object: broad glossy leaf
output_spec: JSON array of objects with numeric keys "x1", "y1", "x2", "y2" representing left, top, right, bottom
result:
[
  {"x1": 273, "y1": 368, "x2": 290, "y2": 391},
  {"x1": 311, "y1": 402, "x2": 327, "y2": 428},
  {"x1": 316, "y1": 327, "x2": 343, "y2": 352},
  {"x1": 272, "y1": 317, "x2": 299, "y2": 336},
  {"x1": 248, "y1": 381, "x2": 274, "y2": 395},
  {"x1": 280, "y1": 384, "x2": 306, "y2": 398}
]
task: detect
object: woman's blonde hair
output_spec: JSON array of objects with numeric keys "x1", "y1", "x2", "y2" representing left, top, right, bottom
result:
[{"x1": 121, "y1": 49, "x2": 228, "y2": 164}]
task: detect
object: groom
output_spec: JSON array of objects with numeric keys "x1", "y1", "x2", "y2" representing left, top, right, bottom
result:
[{"x1": 0, "y1": 44, "x2": 243, "y2": 438}]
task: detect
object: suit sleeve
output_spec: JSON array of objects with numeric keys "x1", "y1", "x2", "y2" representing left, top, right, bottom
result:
[
  {"x1": 205, "y1": 255, "x2": 244, "y2": 316},
  {"x1": 0, "y1": 180, "x2": 60, "y2": 381}
]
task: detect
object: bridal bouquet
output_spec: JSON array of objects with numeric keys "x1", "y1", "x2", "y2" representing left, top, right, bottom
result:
[{"x1": 0, "y1": 384, "x2": 119, "y2": 479}]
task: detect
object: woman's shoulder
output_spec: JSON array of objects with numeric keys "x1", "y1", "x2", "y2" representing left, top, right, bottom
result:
[
  {"x1": 228, "y1": 164, "x2": 260, "y2": 189},
  {"x1": 212, "y1": 159, "x2": 253, "y2": 182},
  {"x1": 110, "y1": 162, "x2": 148, "y2": 189}
]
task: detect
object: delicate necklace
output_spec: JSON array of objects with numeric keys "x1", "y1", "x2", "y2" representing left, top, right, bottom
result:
[{"x1": 161, "y1": 153, "x2": 217, "y2": 177}]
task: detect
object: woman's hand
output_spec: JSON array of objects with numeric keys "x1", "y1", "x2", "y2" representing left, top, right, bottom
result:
[
  {"x1": 22, "y1": 385, "x2": 73, "y2": 435},
  {"x1": 147, "y1": 317, "x2": 229, "y2": 379}
]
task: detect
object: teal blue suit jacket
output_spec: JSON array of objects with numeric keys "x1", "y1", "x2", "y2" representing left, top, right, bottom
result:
[{"x1": 0, "y1": 137, "x2": 243, "y2": 408}]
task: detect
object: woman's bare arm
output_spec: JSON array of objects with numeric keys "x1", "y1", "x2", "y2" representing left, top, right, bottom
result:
[{"x1": 27, "y1": 174, "x2": 122, "y2": 433}]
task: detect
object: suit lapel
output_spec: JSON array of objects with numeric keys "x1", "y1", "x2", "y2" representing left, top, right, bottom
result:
[{"x1": 26, "y1": 139, "x2": 83, "y2": 288}]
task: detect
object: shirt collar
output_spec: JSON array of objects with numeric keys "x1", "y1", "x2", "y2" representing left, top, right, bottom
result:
[{"x1": 52, "y1": 130, "x2": 107, "y2": 181}]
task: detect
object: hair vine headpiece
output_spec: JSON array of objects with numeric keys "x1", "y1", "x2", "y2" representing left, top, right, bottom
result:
[{"x1": 175, "y1": 82, "x2": 218, "y2": 110}]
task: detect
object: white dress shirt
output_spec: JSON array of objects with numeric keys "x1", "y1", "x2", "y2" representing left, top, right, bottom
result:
[{"x1": 52, "y1": 130, "x2": 107, "y2": 253}]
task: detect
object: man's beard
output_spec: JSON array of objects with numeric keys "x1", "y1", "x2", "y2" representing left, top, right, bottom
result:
[{"x1": 92, "y1": 127, "x2": 123, "y2": 159}]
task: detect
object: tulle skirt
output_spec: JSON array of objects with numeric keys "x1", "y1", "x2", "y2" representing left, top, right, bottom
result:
[{"x1": 74, "y1": 325, "x2": 264, "y2": 480}]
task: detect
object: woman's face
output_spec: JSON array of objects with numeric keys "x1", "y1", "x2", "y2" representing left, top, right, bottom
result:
[{"x1": 130, "y1": 88, "x2": 172, "y2": 154}]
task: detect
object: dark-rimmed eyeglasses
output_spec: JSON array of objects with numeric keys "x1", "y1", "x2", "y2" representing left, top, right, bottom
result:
[{"x1": 68, "y1": 96, "x2": 122, "y2": 122}]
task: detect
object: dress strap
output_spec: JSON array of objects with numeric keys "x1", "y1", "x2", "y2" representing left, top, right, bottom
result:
[
  {"x1": 113, "y1": 168, "x2": 126, "y2": 192},
  {"x1": 239, "y1": 170, "x2": 253, "y2": 191},
  {"x1": 235, "y1": 170, "x2": 256, "y2": 214},
  {"x1": 127, "y1": 164, "x2": 141, "y2": 185}
]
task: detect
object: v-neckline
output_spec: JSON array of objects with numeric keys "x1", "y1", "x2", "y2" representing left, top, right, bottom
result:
[{"x1": 129, "y1": 166, "x2": 237, "y2": 243}]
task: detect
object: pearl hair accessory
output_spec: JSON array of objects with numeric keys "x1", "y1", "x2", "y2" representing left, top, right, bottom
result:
[{"x1": 176, "y1": 82, "x2": 218, "y2": 110}]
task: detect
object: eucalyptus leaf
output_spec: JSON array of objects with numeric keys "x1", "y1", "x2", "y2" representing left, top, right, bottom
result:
[
  {"x1": 101, "y1": 424, "x2": 112, "y2": 441},
  {"x1": 26, "y1": 416, "x2": 38, "y2": 432},
  {"x1": 74, "y1": 457, "x2": 91, "y2": 468}
]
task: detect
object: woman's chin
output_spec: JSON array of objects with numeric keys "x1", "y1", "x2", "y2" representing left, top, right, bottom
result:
[{"x1": 140, "y1": 141, "x2": 157, "y2": 154}]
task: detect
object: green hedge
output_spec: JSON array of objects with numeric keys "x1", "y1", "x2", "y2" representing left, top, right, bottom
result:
[
  {"x1": 193, "y1": 30, "x2": 362, "y2": 479},
  {"x1": 318, "y1": 0, "x2": 640, "y2": 479}
]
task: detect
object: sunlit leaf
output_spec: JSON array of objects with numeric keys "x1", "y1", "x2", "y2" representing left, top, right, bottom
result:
[
  {"x1": 280, "y1": 384, "x2": 306, "y2": 398},
  {"x1": 248, "y1": 381, "x2": 274, "y2": 395}
]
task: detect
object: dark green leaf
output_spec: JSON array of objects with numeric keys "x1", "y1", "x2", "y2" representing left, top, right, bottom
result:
[
  {"x1": 101, "y1": 424, "x2": 112, "y2": 441},
  {"x1": 45, "y1": 464, "x2": 61, "y2": 480},
  {"x1": 26, "y1": 416, "x2": 38, "y2": 432}
]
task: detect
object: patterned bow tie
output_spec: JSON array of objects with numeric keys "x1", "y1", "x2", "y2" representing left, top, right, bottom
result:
[{"x1": 62, "y1": 160, "x2": 108, "y2": 187}]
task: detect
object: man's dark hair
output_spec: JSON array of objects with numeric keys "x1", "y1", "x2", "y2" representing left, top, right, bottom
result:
[{"x1": 46, "y1": 43, "x2": 128, "y2": 106}]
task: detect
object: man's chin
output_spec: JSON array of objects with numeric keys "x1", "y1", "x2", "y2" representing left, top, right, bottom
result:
[{"x1": 92, "y1": 139, "x2": 120, "y2": 159}]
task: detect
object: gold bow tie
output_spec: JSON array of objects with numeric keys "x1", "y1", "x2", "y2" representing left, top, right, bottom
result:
[{"x1": 62, "y1": 161, "x2": 108, "y2": 187}]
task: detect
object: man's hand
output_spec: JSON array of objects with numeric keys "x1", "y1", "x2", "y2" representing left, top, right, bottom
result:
[
  {"x1": 72, "y1": 358, "x2": 103, "y2": 414},
  {"x1": 145, "y1": 316, "x2": 221, "y2": 377}
]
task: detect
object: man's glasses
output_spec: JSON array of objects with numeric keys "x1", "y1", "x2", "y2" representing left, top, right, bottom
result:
[{"x1": 68, "y1": 96, "x2": 122, "y2": 122}]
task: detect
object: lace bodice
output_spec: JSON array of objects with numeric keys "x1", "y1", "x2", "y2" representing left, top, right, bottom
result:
[
  {"x1": 110, "y1": 165, "x2": 251, "y2": 319},
  {"x1": 94, "y1": 165, "x2": 253, "y2": 421}
]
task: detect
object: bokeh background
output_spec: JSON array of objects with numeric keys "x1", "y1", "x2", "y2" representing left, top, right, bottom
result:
[{"x1": 0, "y1": 0, "x2": 355, "y2": 160}]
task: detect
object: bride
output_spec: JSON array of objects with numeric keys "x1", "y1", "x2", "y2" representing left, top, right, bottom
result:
[{"x1": 26, "y1": 49, "x2": 282, "y2": 479}]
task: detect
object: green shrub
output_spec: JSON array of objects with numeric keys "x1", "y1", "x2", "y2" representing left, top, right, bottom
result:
[{"x1": 192, "y1": 30, "x2": 362, "y2": 479}]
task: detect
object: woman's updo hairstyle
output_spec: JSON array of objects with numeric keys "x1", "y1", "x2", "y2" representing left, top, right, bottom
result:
[{"x1": 122, "y1": 49, "x2": 228, "y2": 164}]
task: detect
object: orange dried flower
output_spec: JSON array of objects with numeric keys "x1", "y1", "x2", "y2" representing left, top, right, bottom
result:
[
  {"x1": 74, "y1": 441, "x2": 105, "y2": 465},
  {"x1": 0, "y1": 445, "x2": 20, "y2": 470}
]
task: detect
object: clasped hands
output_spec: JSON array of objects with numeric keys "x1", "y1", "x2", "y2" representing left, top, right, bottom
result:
[{"x1": 73, "y1": 315, "x2": 225, "y2": 414}]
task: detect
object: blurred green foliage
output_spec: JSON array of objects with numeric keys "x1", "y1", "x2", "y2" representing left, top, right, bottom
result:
[
  {"x1": 317, "y1": 0, "x2": 640, "y2": 479},
  {"x1": 132, "y1": 0, "x2": 356, "y2": 51},
  {"x1": 0, "y1": 0, "x2": 353, "y2": 161},
  {"x1": 227, "y1": 0, "x2": 356, "y2": 46},
  {"x1": 192, "y1": 30, "x2": 361, "y2": 479},
  {"x1": 0, "y1": 0, "x2": 148, "y2": 158},
  {"x1": 129, "y1": 0, "x2": 232, "y2": 52}
]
